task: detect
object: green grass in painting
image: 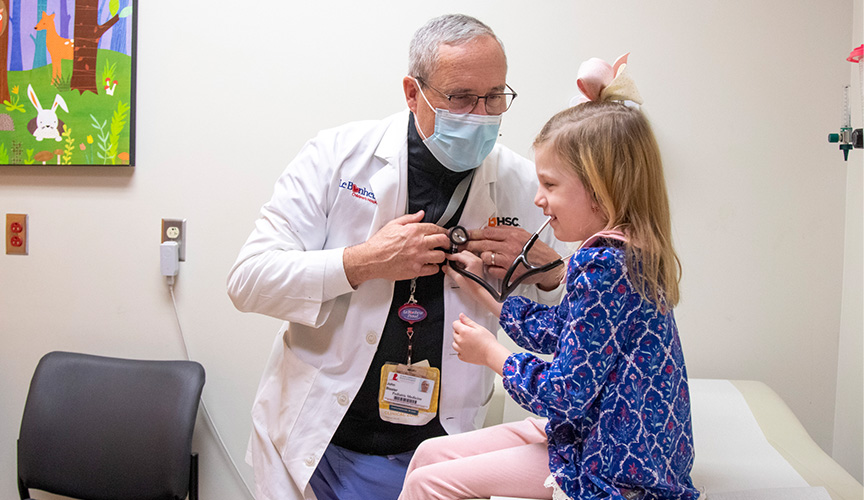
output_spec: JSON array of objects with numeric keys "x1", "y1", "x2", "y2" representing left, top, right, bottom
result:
[{"x1": 0, "y1": 49, "x2": 134, "y2": 166}]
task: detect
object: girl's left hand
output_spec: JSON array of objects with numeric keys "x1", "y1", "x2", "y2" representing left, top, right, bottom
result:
[{"x1": 452, "y1": 313, "x2": 511, "y2": 375}]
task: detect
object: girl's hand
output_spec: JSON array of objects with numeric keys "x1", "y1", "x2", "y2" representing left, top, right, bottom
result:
[
  {"x1": 447, "y1": 247, "x2": 484, "y2": 275},
  {"x1": 444, "y1": 251, "x2": 503, "y2": 316},
  {"x1": 452, "y1": 313, "x2": 511, "y2": 375}
]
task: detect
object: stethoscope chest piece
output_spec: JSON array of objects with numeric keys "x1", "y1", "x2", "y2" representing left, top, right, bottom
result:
[{"x1": 448, "y1": 226, "x2": 469, "y2": 252}]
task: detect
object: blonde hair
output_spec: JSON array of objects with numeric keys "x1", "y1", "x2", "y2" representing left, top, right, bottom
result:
[{"x1": 534, "y1": 101, "x2": 681, "y2": 308}]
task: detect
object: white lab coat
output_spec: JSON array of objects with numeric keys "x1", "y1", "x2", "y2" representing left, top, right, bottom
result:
[{"x1": 227, "y1": 110, "x2": 569, "y2": 500}]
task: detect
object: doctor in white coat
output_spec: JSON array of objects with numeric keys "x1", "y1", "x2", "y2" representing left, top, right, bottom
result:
[{"x1": 228, "y1": 14, "x2": 570, "y2": 500}]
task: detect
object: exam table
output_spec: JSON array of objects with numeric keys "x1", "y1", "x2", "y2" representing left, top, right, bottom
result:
[{"x1": 481, "y1": 378, "x2": 863, "y2": 500}]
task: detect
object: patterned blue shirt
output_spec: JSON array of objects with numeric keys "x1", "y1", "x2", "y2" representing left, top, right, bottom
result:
[{"x1": 500, "y1": 245, "x2": 698, "y2": 500}]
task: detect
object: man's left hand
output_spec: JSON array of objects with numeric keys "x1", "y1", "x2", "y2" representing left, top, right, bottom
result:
[{"x1": 464, "y1": 225, "x2": 562, "y2": 291}]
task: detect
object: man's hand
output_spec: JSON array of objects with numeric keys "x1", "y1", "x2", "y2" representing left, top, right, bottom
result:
[
  {"x1": 465, "y1": 226, "x2": 562, "y2": 291},
  {"x1": 343, "y1": 211, "x2": 450, "y2": 288}
]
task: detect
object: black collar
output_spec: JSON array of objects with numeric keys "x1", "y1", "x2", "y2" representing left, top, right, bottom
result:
[{"x1": 407, "y1": 112, "x2": 470, "y2": 181}]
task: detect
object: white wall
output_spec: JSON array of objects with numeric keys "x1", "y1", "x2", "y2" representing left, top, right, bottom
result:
[
  {"x1": 834, "y1": 0, "x2": 864, "y2": 483},
  {"x1": 1, "y1": 1, "x2": 860, "y2": 498}
]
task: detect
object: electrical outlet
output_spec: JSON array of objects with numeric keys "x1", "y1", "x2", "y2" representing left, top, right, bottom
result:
[
  {"x1": 161, "y1": 218, "x2": 186, "y2": 261},
  {"x1": 6, "y1": 213, "x2": 28, "y2": 255}
]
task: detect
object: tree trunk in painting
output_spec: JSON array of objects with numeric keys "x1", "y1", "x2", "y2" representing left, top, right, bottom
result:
[
  {"x1": 70, "y1": 0, "x2": 119, "y2": 95},
  {"x1": 59, "y1": 0, "x2": 70, "y2": 38},
  {"x1": 31, "y1": 0, "x2": 46, "y2": 69},
  {"x1": 109, "y1": 0, "x2": 128, "y2": 55},
  {"x1": 9, "y1": 0, "x2": 21, "y2": 71},
  {"x1": 0, "y1": 0, "x2": 10, "y2": 104}
]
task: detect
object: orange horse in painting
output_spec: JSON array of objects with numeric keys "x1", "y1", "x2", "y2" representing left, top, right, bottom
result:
[{"x1": 34, "y1": 12, "x2": 74, "y2": 82}]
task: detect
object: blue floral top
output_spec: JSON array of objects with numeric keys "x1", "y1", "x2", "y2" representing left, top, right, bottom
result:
[{"x1": 500, "y1": 244, "x2": 698, "y2": 500}]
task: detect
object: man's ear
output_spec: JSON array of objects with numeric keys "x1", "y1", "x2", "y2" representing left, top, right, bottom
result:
[{"x1": 403, "y1": 76, "x2": 419, "y2": 113}]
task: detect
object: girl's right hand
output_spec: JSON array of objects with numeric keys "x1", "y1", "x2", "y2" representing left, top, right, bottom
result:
[
  {"x1": 443, "y1": 251, "x2": 503, "y2": 316},
  {"x1": 447, "y1": 248, "x2": 484, "y2": 275}
]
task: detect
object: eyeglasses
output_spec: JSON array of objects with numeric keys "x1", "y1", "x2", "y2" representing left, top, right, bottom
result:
[{"x1": 416, "y1": 77, "x2": 517, "y2": 115}]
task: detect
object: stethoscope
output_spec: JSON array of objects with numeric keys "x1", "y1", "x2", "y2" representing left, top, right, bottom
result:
[{"x1": 447, "y1": 216, "x2": 564, "y2": 302}]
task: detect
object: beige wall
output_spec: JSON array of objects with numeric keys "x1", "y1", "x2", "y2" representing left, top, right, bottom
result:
[
  {"x1": 834, "y1": 0, "x2": 864, "y2": 483},
  {"x1": 1, "y1": 1, "x2": 860, "y2": 497}
]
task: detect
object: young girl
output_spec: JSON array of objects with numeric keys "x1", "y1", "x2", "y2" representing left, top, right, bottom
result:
[{"x1": 398, "y1": 62, "x2": 699, "y2": 500}]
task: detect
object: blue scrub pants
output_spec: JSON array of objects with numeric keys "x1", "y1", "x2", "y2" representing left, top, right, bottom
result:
[{"x1": 309, "y1": 443, "x2": 415, "y2": 500}]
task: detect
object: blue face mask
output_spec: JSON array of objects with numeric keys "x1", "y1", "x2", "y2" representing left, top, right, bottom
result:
[{"x1": 415, "y1": 82, "x2": 502, "y2": 172}]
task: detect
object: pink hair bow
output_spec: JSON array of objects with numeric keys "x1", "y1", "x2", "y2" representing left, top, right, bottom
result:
[
  {"x1": 847, "y1": 45, "x2": 863, "y2": 63},
  {"x1": 570, "y1": 52, "x2": 644, "y2": 106}
]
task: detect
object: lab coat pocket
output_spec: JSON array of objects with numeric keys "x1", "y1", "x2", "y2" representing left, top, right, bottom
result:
[
  {"x1": 473, "y1": 383, "x2": 496, "y2": 429},
  {"x1": 252, "y1": 337, "x2": 319, "y2": 458}
]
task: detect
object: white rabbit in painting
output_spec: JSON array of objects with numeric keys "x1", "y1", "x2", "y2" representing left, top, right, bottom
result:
[{"x1": 27, "y1": 84, "x2": 68, "y2": 141}]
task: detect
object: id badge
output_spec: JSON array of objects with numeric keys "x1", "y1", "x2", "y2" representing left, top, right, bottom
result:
[{"x1": 378, "y1": 362, "x2": 440, "y2": 426}]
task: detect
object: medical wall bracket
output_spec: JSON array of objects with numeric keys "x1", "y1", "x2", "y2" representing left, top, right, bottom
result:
[{"x1": 828, "y1": 46, "x2": 864, "y2": 162}]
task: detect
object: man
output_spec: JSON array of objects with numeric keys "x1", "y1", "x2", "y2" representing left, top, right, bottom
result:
[{"x1": 227, "y1": 14, "x2": 569, "y2": 500}]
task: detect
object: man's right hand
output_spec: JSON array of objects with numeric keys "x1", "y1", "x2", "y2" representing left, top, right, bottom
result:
[{"x1": 343, "y1": 211, "x2": 451, "y2": 288}]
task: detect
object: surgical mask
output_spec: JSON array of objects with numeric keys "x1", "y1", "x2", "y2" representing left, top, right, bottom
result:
[{"x1": 415, "y1": 82, "x2": 502, "y2": 172}]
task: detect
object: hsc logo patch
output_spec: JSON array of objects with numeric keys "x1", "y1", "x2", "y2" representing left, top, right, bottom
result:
[{"x1": 488, "y1": 216, "x2": 520, "y2": 227}]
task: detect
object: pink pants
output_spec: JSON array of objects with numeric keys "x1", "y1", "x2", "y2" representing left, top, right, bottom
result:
[{"x1": 398, "y1": 418, "x2": 554, "y2": 500}]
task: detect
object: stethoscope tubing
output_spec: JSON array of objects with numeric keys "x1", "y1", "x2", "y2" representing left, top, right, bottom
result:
[{"x1": 447, "y1": 217, "x2": 564, "y2": 302}]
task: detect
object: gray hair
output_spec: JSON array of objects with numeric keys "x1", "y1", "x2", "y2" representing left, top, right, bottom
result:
[{"x1": 408, "y1": 14, "x2": 506, "y2": 82}]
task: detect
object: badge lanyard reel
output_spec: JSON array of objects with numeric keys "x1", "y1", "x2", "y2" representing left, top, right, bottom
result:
[
  {"x1": 378, "y1": 173, "x2": 473, "y2": 426},
  {"x1": 447, "y1": 216, "x2": 564, "y2": 302}
]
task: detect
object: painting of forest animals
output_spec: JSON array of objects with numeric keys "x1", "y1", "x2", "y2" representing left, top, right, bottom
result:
[
  {"x1": 26, "y1": 83, "x2": 67, "y2": 141},
  {"x1": 34, "y1": 11, "x2": 73, "y2": 82},
  {"x1": 0, "y1": 0, "x2": 136, "y2": 166}
]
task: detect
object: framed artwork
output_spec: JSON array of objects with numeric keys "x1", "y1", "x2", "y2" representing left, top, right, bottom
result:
[{"x1": 0, "y1": 0, "x2": 136, "y2": 166}]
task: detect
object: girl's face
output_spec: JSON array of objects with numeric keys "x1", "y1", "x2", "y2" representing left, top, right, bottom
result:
[{"x1": 533, "y1": 144, "x2": 608, "y2": 243}]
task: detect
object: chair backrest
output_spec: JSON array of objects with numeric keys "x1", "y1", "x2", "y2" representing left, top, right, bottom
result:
[{"x1": 17, "y1": 351, "x2": 205, "y2": 500}]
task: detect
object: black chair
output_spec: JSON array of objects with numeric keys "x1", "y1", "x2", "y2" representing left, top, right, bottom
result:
[{"x1": 17, "y1": 351, "x2": 205, "y2": 500}]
